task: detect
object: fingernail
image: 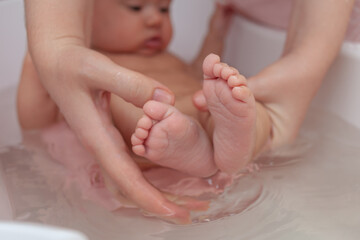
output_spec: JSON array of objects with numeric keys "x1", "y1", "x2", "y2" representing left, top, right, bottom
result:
[{"x1": 153, "y1": 89, "x2": 173, "y2": 104}]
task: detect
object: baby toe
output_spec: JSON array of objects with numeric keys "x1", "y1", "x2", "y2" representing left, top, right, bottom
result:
[
  {"x1": 203, "y1": 53, "x2": 221, "y2": 78},
  {"x1": 213, "y1": 62, "x2": 228, "y2": 78},
  {"x1": 137, "y1": 115, "x2": 153, "y2": 131},
  {"x1": 228, "y1": 74, "x2": 247, "y2": 88},
  {"x1": 132, "y1": 144, "x2": 146, "y2": 156},
  {"x1": 135, "y1": 127, "x2": 149, "y2": 140},
  {"x1": 232, "y1": 86, "x2": 253, "y2": 102},
  {"x1": 143, "y1": 100, "x2": 174, "y2": 121},
  {"x1": 131, "y1": 133, "x2": 143, "y2": 146},
  {"x1": 220, "y1": 66, "x2": 237, "y2": 80}
]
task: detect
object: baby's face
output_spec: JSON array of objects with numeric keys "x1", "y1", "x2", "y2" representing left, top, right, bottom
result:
[{"x1": 92, "y1": 0, "x2": 173, "y2": 55}]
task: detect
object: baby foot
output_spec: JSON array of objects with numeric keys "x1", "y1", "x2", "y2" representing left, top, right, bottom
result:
[
  {"x1": 202, "y1": 53, "x2": 256, "y2": 174},
  {"x1": 132, "y1": 100, "x2": 217, "y2": 177}
]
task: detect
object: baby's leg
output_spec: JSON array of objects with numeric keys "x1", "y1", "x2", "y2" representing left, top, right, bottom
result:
[
  {"x1": 201, "y1": 54, "x2": 266, "y2": 174},
  {"x1": 17, "y1": 52, "x2": 60, "y2": 129},
  {"x1": 131, "y1": 101, "x2": 217, "y2": 178}
]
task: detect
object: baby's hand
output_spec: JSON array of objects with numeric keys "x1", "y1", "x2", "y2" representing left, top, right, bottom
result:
[{"x1": 209, "y1": 1, "x2": 234, "y2": 38}]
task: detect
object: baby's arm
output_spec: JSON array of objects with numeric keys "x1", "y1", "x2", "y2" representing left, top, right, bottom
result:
[
  {"x1": 190, "y1": 2, "x2": 233, "y2": 78},
  {"x1": 248, "y1": 0, "x2": 355, "y2": 148}
]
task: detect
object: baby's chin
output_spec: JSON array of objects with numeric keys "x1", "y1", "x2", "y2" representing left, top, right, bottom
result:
[
  {"x1": 137, "y1": 47, "x2": 166, "y2": 56},
  {"x1": 91, "y1": 44, "x2": 166, "y2": 56},
  {"x1": 136, "y1": 42, "x2": 169, "y2": 56}
]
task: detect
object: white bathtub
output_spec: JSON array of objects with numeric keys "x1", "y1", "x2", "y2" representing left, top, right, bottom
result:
[{"x1": 1, "y1": 0, "x2": 360, "y2": 239}]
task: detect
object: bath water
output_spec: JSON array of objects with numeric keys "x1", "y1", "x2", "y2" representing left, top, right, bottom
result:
[{"x1": 1, "y1": 86, "x2": 360, "y2": 240}]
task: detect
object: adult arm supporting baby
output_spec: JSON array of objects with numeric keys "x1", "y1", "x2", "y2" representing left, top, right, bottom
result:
[
  {"x1": 191, "y1": 2, "x2": 234, "y2": 79},
  {"x1": 24, "y1": 0, "x2": 192, "y2": 224},
  {"x1": 247, "y1": 0, "x2": 355, "y2": 148},
  {"x1": 192, "y1": 0, "x2": 355, "y2": 157}
]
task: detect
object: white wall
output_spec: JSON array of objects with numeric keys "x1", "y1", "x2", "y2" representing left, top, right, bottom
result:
[
  {"x1": 169, "y1": 0, "x2": 215, "y2": 62},
  {"x1": 0, "y1": 0, "x2": 26, "y2": 90}
]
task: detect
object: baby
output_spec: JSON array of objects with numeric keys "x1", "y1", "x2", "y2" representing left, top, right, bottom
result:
[{"x1": 17, "y1": 0, "x2": 272, "y2": 178}]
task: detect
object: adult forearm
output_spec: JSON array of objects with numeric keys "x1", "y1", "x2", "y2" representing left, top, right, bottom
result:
[
  {"x1": 247, "y1": 0, "x2": 355, "y2": 147},
  {"x1": 191, "y1": 32, "x2": 225, "y2": 78},
  {"x1": 24, "y1": 0, "x2": 93, "y2": 55},
  {"x1": 284, "y1": 0, "x2": 355, "y2": 79}
]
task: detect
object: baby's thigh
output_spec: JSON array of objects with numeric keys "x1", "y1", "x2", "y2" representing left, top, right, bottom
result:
[
  {"x1": 174, "y1": 94, "x2": 201, "y2": 119},
  {"x1": 17, "y1": 53, "x2": 59, "y2": 129},
  {"x1": 110, "y1": 94, "x2": 144, "y2": 146},
  {"x1": 110, "y1": 92, "x2": 207, "y2": 145},
  {"x1": 175, "y1": 94, "x2": 212, "y2": 137}
]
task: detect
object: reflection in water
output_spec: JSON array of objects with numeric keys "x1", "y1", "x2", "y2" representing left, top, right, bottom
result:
[{"x1": 1, "y1": 107, "x2": 360, "y2": 239}]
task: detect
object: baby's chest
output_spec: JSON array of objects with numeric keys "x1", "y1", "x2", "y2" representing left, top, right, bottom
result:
[
  {"x1": 109, "y1": 52, "x2": 202, "y2": 96},
  {"x1": 147, "y1": 70, "x2": 201, "y2": 97}
]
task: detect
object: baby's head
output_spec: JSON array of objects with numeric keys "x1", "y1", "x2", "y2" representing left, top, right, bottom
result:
[{"x1": 92, "y1": 0, "x2": 173, "y2": 55}]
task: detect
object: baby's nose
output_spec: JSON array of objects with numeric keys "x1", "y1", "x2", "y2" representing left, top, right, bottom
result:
[{"x1": 145, "y1": 7, "x2": 162, "y2": 27}]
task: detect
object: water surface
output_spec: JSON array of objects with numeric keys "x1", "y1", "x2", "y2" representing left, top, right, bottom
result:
[{"x1": 1, "y1": 86, "x2": 360, "y2": 240}]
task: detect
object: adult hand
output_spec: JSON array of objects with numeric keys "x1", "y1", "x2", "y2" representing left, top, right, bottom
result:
[{"x1": 25, "y1": 0, "x2": 192, "y2": 224}]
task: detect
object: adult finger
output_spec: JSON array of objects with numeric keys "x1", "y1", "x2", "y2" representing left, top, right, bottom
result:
[
  {"x1": 61, "y1": 90, "x2": 190, "y2": 224},
  {"x1": 79, "y1": 50, "x2": 175, "y2": 107}
]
